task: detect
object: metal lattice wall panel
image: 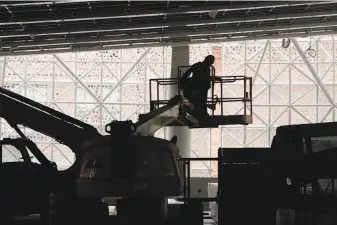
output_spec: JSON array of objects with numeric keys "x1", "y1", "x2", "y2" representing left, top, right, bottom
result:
[
  {"x1": 0, "y1": 47, "x2": 172, "y2": 170},
  {"x1": 1, "y1": 34, "x2": 337, "y2": 175}
]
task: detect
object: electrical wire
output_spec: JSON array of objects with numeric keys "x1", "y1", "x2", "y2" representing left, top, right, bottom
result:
[{"x1": 305, "y1": 30, "x2": 317, "y2": 58}]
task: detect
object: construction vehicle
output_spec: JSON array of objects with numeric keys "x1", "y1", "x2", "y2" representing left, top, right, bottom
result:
[
  {"x1": 218, "y1": 122, "x2": 337, "y2": 225},
  {"x1": 76, "y1": 66, "x2": 253, "y2": 224},
  {"x1": 0, "y1": 85, "x2": 106, "y2": 224},
  {"x1": 0, "y1": 65, "x2": 252, "y2": 224}
]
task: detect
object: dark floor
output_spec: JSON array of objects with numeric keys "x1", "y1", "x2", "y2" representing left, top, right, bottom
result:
[{"x1": 1, "y1": 216, "x2": 217, "y2": 225}]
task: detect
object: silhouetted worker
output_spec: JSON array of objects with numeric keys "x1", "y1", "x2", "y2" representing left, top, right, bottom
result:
[{"x1": 180, "y1": 55, "x2": 220, "y2": 119}]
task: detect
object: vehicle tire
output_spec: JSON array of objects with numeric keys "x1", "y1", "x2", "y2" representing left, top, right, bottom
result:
[
  {"x1": 0, "y1": 215, "x2": 12, "y2": 224},
  {"x1": 40, "y1": 211, "x2": 50, "y2": 225},
  {"x1": 294, "y1": 209, "x2": 307, "y2": 225},
  {"x1": 55, "y1": 201, "x2": 109, "y2": 225},
  {"x1": 77, "y1": 201, "x2": 109, "y2": 225},
  {"x1": 276, "y1": 208, "x2": 295, "y2": 225}
]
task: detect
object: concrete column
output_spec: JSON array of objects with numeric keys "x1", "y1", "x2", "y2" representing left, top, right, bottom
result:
[
  {"x1": 167, "y1": 46, "x2": 191, "y2": 158},
  {"x1": 0, "y1": 57, "x2": 6, "y2": 87}
]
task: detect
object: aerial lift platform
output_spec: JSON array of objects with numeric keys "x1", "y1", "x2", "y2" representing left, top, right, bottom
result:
[
  {"x1": 147, "y1": 66, "x2": 252, "y2": 129},
  {"x1": 103, "y1": 65, "x2": 253, "y2": 138}
]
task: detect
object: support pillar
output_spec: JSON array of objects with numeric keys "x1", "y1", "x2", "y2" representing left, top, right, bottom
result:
[
  {"x1": 0, "y1": 57, "x2": 6, "y2": 87},
  {"x1": 168, "y1": 46, "x2": 192, "y2": 158},
  {"x1": 0, "y1": 57, "x2": 6, "y2": 144}
]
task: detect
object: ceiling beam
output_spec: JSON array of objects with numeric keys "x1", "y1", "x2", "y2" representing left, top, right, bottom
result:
[
  {"x1": 0, "y1": 28, "x2": 331, "y2": 52},
  {"x1": 2, "y1": 8, "x2": 337, "y2": 38},
  {"x1": 0, "y1": 1, "x2": 315, "y2": 25},
  {"x1": 3, "y1": 19, "x2": 337, "y2": 48},
  {"x1": 0, "y1": 29, "x2": 333, "y2": 57},
  {"x1": 0, "y1": 2, "x2": 57, "y2": 7}
]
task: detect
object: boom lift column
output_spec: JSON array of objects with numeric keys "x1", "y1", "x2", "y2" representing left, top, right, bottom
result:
[{"x1": 168, "y1": 46, "x2": 191, "y2": 158}]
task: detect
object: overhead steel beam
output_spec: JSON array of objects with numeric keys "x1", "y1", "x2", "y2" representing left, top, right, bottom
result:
[
  {"x1": 0, "y1": 1, "x2": 315, "y2": 25},
  {"x1": 53, "y1": 54, "x2": 100, "y2": 103},
  {"x1": 2, "y1": 8, "x2": 337, "y2": 37},
  {"x1": 0, "y1": 29, "x2": 333, "y2": 57},
  {"x1": 4, "y1": 20, "x2": 337, "y2": 49},
  {"x1": 0, "y1": 2, "x2": 55, "y2": 7},
  {"x1": 292, "y1": 38, "x2": 334, "y2": 105}
]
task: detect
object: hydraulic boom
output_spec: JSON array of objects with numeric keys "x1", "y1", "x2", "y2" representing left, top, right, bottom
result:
[{"x1": 0, "y1": 87, "x2": 101, "y2": 152}]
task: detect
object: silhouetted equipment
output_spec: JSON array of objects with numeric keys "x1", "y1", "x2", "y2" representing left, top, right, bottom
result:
[
  {"x1": 0, "y1": 86, "x2": 101, "y2": 153},
  {"x1": 77, "y1": 133, "x2": 181, "y2": 198},
  {"x1": 0, "y1": 86, "x2": 108, "y2": 224},
  {"x1": 74, "y1": 66, "x2": 253, "y2": 224},
  {"x1": 0, "y1": 138, "x2": 56, "y2": 220},
  {"x1": 218, "y1": 122, "x2": 337, "y2": 225},
  {"x1": 76, "y1": 65, "x2": 253, "y2": 197},
  {"x1": 0, "y1": 65, "x2": 254, "y2": 224}
]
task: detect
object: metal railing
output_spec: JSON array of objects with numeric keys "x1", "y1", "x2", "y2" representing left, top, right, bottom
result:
[{"x1": 149, "y1": 66, "x2": 253, "y2": 117}]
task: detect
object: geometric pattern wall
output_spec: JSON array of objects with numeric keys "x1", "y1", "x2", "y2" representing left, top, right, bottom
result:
[
  {"x1": 189, "y1": 35, "x2": 337, "y2": 177},
  {"x1": 0, "y1": 47, "x2": 171, "y2": 170},
  {"x1": 1, "y1": 35, "x2": 337, "y2": 176}
]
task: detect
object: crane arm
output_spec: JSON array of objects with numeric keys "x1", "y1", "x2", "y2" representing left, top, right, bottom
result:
[
  {"x1": 0, "y1": 87, "x2": 101, "y2": 152},
  {"x1": 105, "y1": 95, "x2": 197, "y2": 137}
]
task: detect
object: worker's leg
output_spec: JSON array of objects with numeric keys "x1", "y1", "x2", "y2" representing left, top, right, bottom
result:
[
  {"x1": 199, "y1": 89, "x2": 209, "y2": 116},
  {"x1": 191, "y1": 89, "x2": 208, "y2": 119},
  {"x1": 207, "y1": 95, "x2": 220, "y2": 111},
  {"x1": 183, "y1": 88, "x2": 193, "y2": 102},
  {"x1": 182, "y1": 88, "x2": 196, "y2": 114}
]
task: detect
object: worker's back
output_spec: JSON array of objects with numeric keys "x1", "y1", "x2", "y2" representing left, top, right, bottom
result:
[{"x1": 187, "y1": 62, "x2": 211, "y2": 90}]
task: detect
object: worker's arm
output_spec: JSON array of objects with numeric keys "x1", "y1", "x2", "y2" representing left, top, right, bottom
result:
[
  {"x1": 180, "y1": 64, "x2": 196, "y2": 81},
  {"x1": 211, "y1": 76, "x2": 222, "y2": 82},
  {"x1": 206, "y1": 67, "x2": 221, "y2": 82}
]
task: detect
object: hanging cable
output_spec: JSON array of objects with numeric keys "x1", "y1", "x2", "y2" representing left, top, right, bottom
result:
[
  {"x1": 282, "y1": 19, "x2": 291, "y2": 48},
  {"x1": 305, "y1": 29, "x2": 316, "y2": 58}
]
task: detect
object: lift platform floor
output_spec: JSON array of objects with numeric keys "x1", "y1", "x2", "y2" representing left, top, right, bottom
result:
[{"x1": 168, "y1": 115, "x2": 253, "y2": 128}]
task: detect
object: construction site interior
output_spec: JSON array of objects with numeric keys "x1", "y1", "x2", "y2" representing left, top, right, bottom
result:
[{"x1": 1, "y1": 1, "x2": 337, "y2": 225}]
